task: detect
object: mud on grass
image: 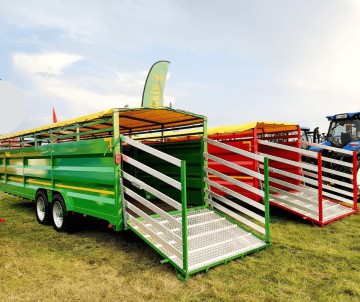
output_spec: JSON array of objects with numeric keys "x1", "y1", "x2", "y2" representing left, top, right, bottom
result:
[{"x1": 1, "y1": 192, "x2": 360, "y2": 302}]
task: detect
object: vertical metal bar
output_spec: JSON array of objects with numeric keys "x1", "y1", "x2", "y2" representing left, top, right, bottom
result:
[
  {"x1": 317, "y1": 152, "x2": 323, "y2": 223},
  {"x1": 161, "y1": 125, "x2": 164, "y2": 143},
  {"x1": 50, "y1": 130, "x2": 54, "y2": 188},
  {"x1": 253, "y1": 127, "x2": 261, "y2": 201},
  {"x1": 113, "y1": 111, "x2": 124, "y2": 230},
  {"x1": 22, "y1": 152, "x2": 25, "y2": 187},
  {"x1": 296, "y1": 126, "x2": 302, "y2": 186},
  {"x1": 352, "y1": 151, "x2": 358, "y2": 211},
  {"x1": 263, "y1": 157, "x2": 270, "y2": 243},
  {"x1": 202, "y1": 118, "x2": 209, "y2": 206},
  {"x1": 181, "y1": 160, "x2": 188, "y2": 272},
  {"x1": 76, "y1": 127, "x2": 80, "y2": 141}
]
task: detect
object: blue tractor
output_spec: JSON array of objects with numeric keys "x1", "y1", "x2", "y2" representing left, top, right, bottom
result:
[{"x1": 309, "y1": 112, "x2": 360, "y2": 194}]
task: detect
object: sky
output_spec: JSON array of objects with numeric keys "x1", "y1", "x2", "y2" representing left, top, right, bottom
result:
[{"x1": 0, "y1": 0, "x2": 360, "y2": 135}]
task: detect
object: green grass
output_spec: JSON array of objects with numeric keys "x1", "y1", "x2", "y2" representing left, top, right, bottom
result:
[{"x1": 1, "y1": 192, "x2": 360, "y2": 302}]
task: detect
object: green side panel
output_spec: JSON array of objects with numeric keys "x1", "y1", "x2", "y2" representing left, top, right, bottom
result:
[
  {"x1": 51, "y1": 139, "x2": 116, "y2": 218},
  {"x1": 22, "y1": 144, "x2": 53, "y2": 158},
  {"x1": 124, "y1": 140, "x2": 204, "y2": 206},
  {"x1": 53, "y1": 157, "x2": 114, "y2": 185},
  {"x1": 0, "y1": 138, "x2": 119, "y2": 224},
  {"x1": 51, "y1": 139, "x2": 110, "y2": 156}
]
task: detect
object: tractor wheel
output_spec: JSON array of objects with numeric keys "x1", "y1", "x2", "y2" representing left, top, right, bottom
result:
[
  {"x1": 35, "y1": 191, "x2": 51, "y2": 225},
  {"x1": 52, "y1": 194, "x2": 71, "y2": 232}
]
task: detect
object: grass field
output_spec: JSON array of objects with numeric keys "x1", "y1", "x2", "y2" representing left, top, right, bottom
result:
[{"x1": 1, "y1": 192, "x2": 360, "y2": 302}]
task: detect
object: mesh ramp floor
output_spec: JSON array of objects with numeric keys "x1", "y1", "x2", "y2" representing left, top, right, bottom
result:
[
  {"x1": 129, "y1": 208, "x2": 267, "y2": 272},
  {"x1": 270, "y1": 189, "x2": 355, "y2": 223}
]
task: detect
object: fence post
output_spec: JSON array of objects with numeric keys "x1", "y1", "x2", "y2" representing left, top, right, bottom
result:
[
  {"x1": 352, "y1": 151, "x2": 358, "y2": 211},
  {"x1": 181, "y1": 160, "x2": 188, "y2": 272},
  {"x1": 317, "y1": 152, "x2": 323, "y2": 223},
  {"x1": 263, "y1": 157, "x2": 270, "y2": 244}
]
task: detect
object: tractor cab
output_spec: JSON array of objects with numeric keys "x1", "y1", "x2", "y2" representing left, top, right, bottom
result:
[
  {"x1": 325, "y1": 112, "x2": 360, "y2": 150},
  {"x1": 309, "y1": 112, "x2": 360, "y2": 154},
  {"x1": 307, "y1": 111, "x2": 359, "y2": 198}
]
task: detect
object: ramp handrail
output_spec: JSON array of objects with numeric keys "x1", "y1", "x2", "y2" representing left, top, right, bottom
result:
[
  {"x1": 121, "y1": 135, "x2": 188, "y2": 271},
  {"x1": 204, "y1": 138, "x2": 270, "y2": 243},
  {"x1": 122, "y1": 135, "x2": 182, "y2": 166},
  {"x1": 205, "y1": 138, "x2": 264, "y2": 161}
]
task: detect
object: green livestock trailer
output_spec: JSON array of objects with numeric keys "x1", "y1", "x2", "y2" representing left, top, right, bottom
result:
[{"x1": 0, "y1": 107, "x2": 270, "y2": 280}]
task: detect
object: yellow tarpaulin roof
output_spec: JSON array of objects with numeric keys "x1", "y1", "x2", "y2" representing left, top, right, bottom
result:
[
  {"x1": 133, "y1": 121, "x2": 298, "y2": 141},
  {"x1": 0, "y1": 109, "x2": 114, "y2": 140},
  {"x1": 0, "y1": 107, "x2": 205, "y2": 140},
  {"x1": 208, "y1": 121, "x2": 298, "y2": 135}
]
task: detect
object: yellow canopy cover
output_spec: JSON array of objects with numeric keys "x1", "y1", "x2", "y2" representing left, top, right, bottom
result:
[
  {"x1": 208, "y1": 121, "x2": 298, "y2": 136},
  {"x1": 0, "y1": 107, "x2": 204, "y2": 140}
]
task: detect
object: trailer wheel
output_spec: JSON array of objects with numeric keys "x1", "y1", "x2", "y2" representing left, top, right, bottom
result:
[
  {"x1": 35, "y1": 191, "x2": 51, "y2": 225},
  {"x1": 52, "y1": 194, "x2": 70, "y2": 232}
]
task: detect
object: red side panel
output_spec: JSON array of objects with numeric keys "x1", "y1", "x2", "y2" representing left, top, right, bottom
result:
[
  {"x1": 207, "y1": 133, "x2": 260, "y2": 201},
  {"x1": 258, "y1": 140, "x2": 301, "y2": 190}
]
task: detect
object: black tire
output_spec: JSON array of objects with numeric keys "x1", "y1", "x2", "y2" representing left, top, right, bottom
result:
[
  {"x1": 35, "y1": 191, "x2": 51, "y2": 225},
  {"x1": 52, "y1": 194, "x2": 71, "y2": 232}
]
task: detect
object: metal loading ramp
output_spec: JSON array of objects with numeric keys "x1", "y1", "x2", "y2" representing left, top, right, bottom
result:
[
  {"x1": 258, "y1": 139, "x2": 358, "y2": 226},
  {"x1": 121, "y1": 136, "x2": 270, "y2": 280},
  {"x1": 271, "y1": 190, "x2": 355, "y2": 223},
  {"x1": 129, "y1": 208, "x2": 267, "y2": 272}
]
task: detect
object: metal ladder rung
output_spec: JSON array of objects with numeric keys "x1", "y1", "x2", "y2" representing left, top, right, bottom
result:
[
  {"x1": 303, "y1": 203, "x2": 315, "y2": 208},
  {"x1": 187, "y1": 217, "x2": 225, "y2": 229},
  {"x1": 188, "y1": 225, "x2": 237, "y2": 240},
  {"x1": 188, "y1": 241, "x2": 264, "y2": 271},
  {"x1": 324, "y1": 203, "x2": 341, "y2": 211},
  {"x1": 144, "y1": 223, "x2": 165, "y2": 235},
  {"x1": 186, "y1": 211, "x2": 217, "y2": 219},
  {"x1": 135, "y1": 225, "x2": 179, "y2": 251},
  {"x1": 142, "y1": 223, "x2": 180, "y2": 244},
  {"x1": 151, "y1": 219, "x2": 181, "y2": 232},
  {"x1": 189, "y1": 233, "x2": 252, "y2": 255},
  {"x1": 162, "y1": 211, "x2": 218, "y2": 222}
]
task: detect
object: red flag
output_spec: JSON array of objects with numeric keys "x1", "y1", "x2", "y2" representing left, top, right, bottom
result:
[{"x1": 53, "y1": 107, "x2": 58, "y2": 123}]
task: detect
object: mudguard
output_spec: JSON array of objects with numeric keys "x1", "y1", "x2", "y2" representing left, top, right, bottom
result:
[{"x1": 343, "y1": 140, "x2": 360, "y2": 154}]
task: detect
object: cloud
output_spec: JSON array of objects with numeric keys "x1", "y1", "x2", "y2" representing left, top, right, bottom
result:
[
  {"x1": 13, "y1": 52, "x2": 82, "y2": 76},
  {"x1": 12, "y1": 52, "x2": 139, "y2": 115},
  {"x1": 2, "y1": 0, "x2": 360, "y2": 132},
  {"x1": 0, "y1": 81, "x2": 26, "y2": 134},
  {"x1": 11, "y1": 52, "x2": 175, "y2": 124},
  {"x1": 116, "y1": 71, "x2": 146, "y2": 92}
]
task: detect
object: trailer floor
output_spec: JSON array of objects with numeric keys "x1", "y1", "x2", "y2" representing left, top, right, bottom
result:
[
  {"x1": 270, "y1": 190, "x2": 356, "y2": 225},
  {"x1": 129, "y1": 208, "x2": 267, "y2": 272}
]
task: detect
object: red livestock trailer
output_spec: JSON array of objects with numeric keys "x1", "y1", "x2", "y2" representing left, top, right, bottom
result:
[{"x1": 205, "y1": 122, "x2": 358, "y2": 226}]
